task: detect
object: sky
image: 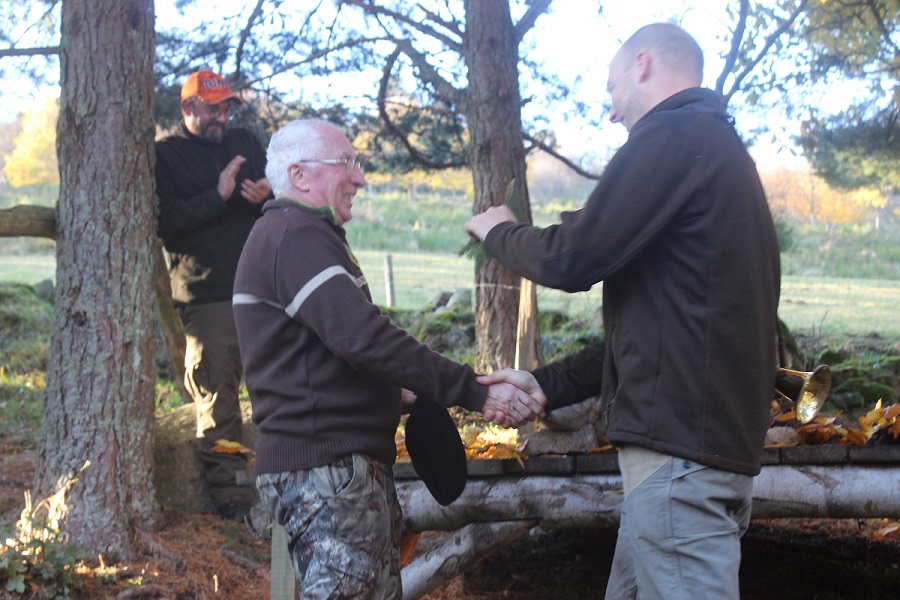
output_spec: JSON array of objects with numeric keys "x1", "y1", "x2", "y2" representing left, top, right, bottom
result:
[{"x1": 1, "y1": 0, "x2": 822, "y2": 170}]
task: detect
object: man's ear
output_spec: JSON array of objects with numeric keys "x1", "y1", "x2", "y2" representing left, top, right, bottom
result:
[
  {"x1": 288, "y1": 163, "x2": 311, "y2": 192},
  {"x1": 180, "y1": 98, "x2": 194, "y2": 117},
  {"x1": 635, "y1": 51, "x2": 651, "y2": 82}
]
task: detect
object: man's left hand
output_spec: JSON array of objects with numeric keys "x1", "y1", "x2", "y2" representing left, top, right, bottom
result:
[{"x1": 241, "y1": 177, "x2": 272, "y2": 204}]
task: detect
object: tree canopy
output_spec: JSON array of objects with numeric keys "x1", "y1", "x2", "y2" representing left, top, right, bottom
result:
[{"x1": 796, "y1": 0, "x2": 899, "y2": 193}]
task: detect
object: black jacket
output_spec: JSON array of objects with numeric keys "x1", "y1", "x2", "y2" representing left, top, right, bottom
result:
[
  {"x1": 155, "y1": 123, "x2": 267, "y2": 305},
  {"x1": 485, "y1": 88, "x2": 781, "y2": 476}
]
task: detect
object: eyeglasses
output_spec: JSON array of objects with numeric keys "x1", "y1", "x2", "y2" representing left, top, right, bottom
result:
[
  {"x1": 298, "y1": 158, "x2": 362, "y2": 173},
  {"x1": 196, "y1": 100, "x2": 233, "y2": 119}
]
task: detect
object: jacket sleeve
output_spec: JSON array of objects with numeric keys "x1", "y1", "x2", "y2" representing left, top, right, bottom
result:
[
  {"x1": 483, "y1": 120, "x2": 695, "y2": 292},
  {"x1": 155, "y1": 143, "x2": 228, "y2": 239},
  {"x1": 532, "y1": 343, "x2": 605, "y2": 412}
]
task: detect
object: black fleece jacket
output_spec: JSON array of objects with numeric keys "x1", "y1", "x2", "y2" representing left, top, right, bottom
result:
[
  {"x1": 486, "y1": 88, "x2": 781, "y2": 476},
  {"x1": 155, "y1": 123, "x2": 267, "y2": 305}
]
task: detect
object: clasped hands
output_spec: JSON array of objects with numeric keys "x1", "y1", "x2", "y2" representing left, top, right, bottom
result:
[
  {"x1": 400, "y1": 369, "x2": 546, "y2": 429},
  {"x1": 479, "y1": 369, "x2": 546, "y2": 428}
]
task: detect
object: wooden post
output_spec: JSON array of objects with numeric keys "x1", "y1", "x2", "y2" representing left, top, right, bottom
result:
[
  {"x1": 271, "y1": 523, "x2": 298, "y2": 599},
  {"x1": 514, "y1": 277, "x2": 540, "y2": 438},
  {"x1": 384, "y1": 253, "x2": 395, "y2": 308},
  {"x1": 514, "y1": 277, "x2": 539, "y2": 371},
  {"x1": 152, "y1": 242, "x2": 191, "y2": 404}
]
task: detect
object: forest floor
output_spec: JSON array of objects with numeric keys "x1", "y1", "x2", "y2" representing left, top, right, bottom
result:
[{"x1": 2, "y1": 440, "x2": 899, "y2": 599}]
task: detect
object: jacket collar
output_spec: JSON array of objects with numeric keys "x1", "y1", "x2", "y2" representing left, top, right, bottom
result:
[{"x1": 265, "y1": 197, "x2": 339, "y2": 226}]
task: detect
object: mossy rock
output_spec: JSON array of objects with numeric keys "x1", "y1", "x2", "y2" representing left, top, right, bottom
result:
[
  {"x1": 0, "y1": 283, "x2": 53, "y2": 338},
  {"x1": 829, "y1": 377, "x2": 897, "y2": 414},
  {"x1": 816, "y1": 348, "x2": 847, "y2": 366},
  {"x1": 410, "y1": 308, "x2": 475, "y2": 353}
]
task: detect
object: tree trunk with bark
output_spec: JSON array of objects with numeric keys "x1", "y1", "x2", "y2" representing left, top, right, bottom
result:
[
  {"x1": 464, "y1": 0, "x2": 537, "y2": 372},
  {"x1": 34, "y1": 0, "x2": 160, "y2": 560}
]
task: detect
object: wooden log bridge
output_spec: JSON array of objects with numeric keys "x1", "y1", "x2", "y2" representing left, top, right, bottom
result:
[{"x1": 388, "y1": 446, "x2": 900, "y2": 599}]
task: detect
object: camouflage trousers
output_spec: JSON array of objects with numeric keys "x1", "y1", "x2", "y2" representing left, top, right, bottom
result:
[{"x1": 257, "y1": 454, "x2": 403, "y2": 599}]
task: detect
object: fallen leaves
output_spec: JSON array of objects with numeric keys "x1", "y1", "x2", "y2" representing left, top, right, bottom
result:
[
  {"x1": 858, "y1": 400, "x2": 900, "y2": 440},
  {"x1": 766, "y1": 400, "x2": 899, "y2": 447},
  {"x1": 395, "y1": 422, "x2": 526, "y2": 464},
  {"x1": 872, "y1": 520, "x2": 900, "y2": 541},
  {"x1": 212, "y1": 439, "x2": 255, "y2": 468}
]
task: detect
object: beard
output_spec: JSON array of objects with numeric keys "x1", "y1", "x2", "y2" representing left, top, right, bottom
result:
[{"x1": 201, "y1": 123, "x2": 225, "y2": 143}]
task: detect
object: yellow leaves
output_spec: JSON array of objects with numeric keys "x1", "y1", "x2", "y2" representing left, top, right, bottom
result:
[
  {"x1": 873, "y1": 521, "x2": 900, "y2": 541},
  {"x1": 3, "y1": 94, "x2": 60, "y2": 188},
  {"x1": 394, "y1": 421, "x2": 526, "y2": 465},
  {"x1": 769, "y1": 399, "x2": 900, "y2": 447},
  {"x1": 857, "y1": 400, "x2": 900, "y2": 440},
  {"x1": 760, "y1": 167, "x2": 871, "y2": 225},
  {"x1": 211, "y1": 439, "x2": 251, "y2": 455},
  {"x1": 796, "y1": 421, "x2": 841, "y2": 445},
  {"x1": 774, "y1": 409, "x2": 798, "y2": 423},
  {"x1": 465, "y1": 441, "x2": 526, "y2": 466},
  {"x1": 212, "y1": 439, "x2": 254, "y2": 467},
  {"x1": 395, "y1": 428, "x2": 410, "y2": 462},
  {"x1": 460, "y1": 423, "x2": 526, "y2": 464}
]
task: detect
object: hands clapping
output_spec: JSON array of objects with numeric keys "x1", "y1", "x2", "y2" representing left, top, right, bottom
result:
[
  {"x1": 477, "y1": 369, "x2": 547, "y2": 428},
  {"x1": 218, "y1": 155, "x2": 271, "y2": 204}
]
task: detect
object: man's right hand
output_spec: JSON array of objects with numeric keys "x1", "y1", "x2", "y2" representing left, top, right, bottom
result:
[
  {"x1": 218, "y1": 155, "x2": 247, "y2": 201},
  {"x1": 464, "y1": 205, "x2": 518, "y2": 242},
  {"x1": 479, "y1": 369, "x2": 547, "y2": 428}
]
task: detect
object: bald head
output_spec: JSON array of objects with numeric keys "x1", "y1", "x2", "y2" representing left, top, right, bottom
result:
[
  {"x1": 608, "y1": 23, "x2": 704, "y2": 130},
  {"x1": 621, "y1": 23, "x2": 704, "y2": 85}
]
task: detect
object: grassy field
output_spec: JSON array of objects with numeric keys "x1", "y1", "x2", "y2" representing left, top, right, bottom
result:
[{"x1": 4, "y1": 251, "x2": 898, "y2": 342}]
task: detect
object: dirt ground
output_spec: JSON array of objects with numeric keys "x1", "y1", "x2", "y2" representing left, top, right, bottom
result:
[{"x1": 2, "y1": 443, "x2": 898, "y2": 599}]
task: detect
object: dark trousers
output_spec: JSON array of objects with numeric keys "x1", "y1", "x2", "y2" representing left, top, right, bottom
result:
[{"x1": 178, "y1": 301, "x2": 255, "y2": 508}]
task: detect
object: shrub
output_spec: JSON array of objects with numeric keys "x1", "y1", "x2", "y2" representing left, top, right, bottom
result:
[{"x1": 0, "y1": 465, "x2": 89, "y2": 598}]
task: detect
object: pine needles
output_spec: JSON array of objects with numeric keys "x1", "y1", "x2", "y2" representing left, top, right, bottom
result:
[{"x1": 458, "y1": 178, "x2": 520, "y2": 269}]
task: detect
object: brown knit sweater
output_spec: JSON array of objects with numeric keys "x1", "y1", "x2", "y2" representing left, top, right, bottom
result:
[{"x1": 233, "y1": 198, "x2": 486, "y2": 474}]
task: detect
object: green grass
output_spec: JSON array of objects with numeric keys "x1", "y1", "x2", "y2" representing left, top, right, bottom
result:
[
  {"x1": 3, "y1": 252, "x2": 898, "y2": 343},
  {"x1": 777, "y1": 276, "x2": 900, "y2": 340},
  {"x1": 0, "y1": 254, "x2": 56, "y2": 283}
]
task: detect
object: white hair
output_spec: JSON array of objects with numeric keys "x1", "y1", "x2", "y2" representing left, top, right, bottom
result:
[{"x1": 265, "y1": 119, "x2": 335, "y2": 196}]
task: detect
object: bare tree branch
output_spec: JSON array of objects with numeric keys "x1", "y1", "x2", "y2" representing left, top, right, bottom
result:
[
  {"x1": 719, "y1": 0, "x2": 810, "y2": 107},
  {"x1": 395, "y1": 38, "x2": 465, "y2": 109},
  {"x1": 416, "y1": 4, "x2": 463, "y2": 38},
  {"x1": 240, "y1": 35, "x2": 387, "y2": 91},
  {"x1": 377, "y1": 47, "x2": 466, "y2": 170},
  {"x1": 342, "y1": 0, "x2": 462, "y2": 52},
  {"x1": 512, "y1": 0, "x2": 554, "y2": 45},
  {"x1": 0, "y1": 46, "x2": 59, "y2": 58},
  {"x1": 234, "y1": 0, "x2": 267, "y2": 78},
  {"x1": 864, "y1": 0, "x2": 900, "y2": 57},
  {"x1": 715, "y1": 0, "x2": 749, "y2": 97},
  {"x1": 523, "y1": 132, "x2": 601, "y2": 180}
]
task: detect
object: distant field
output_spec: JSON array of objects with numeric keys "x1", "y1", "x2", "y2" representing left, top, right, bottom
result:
[{"x1": 3, "y1": 252, "x2": 898, "y2": 342}]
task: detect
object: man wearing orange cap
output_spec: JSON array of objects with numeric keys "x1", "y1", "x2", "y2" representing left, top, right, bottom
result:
[{"x1": 156, "y1": 69, "x2": 272, "y2": 521}]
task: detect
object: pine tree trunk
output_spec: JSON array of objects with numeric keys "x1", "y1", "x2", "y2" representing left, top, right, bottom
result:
[
  {"x1": 464, "y1": 0, "x2": 537, "y2": 372},
  {"x1": 35, "y1": 0, "x2": 159, "y2": 560}
]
